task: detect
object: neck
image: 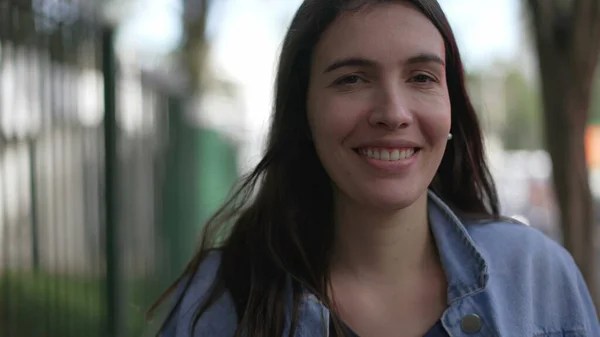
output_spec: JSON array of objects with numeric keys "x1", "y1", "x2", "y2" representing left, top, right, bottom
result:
[{"x1": 329, "y1": 192, "x2": 439, "y2": 283}]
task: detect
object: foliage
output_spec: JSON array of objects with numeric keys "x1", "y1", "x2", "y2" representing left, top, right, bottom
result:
[
  {"x1": 0, "y1": 271, "x2": 158, "y2": 337},
  {"x1": 502, "y1": 68, "x2": 544, "y2": 150},
  {"x1": 465, "y1": 64, "x2": 544, "y2": 150}
]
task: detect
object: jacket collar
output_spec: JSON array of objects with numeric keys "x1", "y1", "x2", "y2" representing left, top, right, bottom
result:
[{"x1": 427, "y1": 190, "x2": 489, "y2": 303}]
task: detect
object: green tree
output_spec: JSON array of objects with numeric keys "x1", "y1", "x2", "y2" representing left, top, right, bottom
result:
[
  {"x1": 502, "y1": 68, "x2": 544, "y2": 150},
  {"x1": 465, "y1": 65, "x2": 543, "y2": 150}
]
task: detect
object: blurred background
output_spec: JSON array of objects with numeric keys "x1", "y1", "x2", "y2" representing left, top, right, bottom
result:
[{"x1": 0, "y1": 0, "x2": 598, "y2": 336}]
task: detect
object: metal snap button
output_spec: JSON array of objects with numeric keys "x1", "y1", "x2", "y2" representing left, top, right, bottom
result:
[{"x1": 460, "y1": 314, "x2": 482, "y2": 334}]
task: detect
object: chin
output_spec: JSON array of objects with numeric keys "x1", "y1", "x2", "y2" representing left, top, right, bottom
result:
[{"x1": 361, "y1": 186, "x2": 426, "y2": 211}]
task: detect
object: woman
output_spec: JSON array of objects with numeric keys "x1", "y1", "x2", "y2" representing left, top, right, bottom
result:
[{"x1": 155, "y1": 0, "x2": 600, "y2": 336}]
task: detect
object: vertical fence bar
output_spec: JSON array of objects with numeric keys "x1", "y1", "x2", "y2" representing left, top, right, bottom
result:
[
  {"x1": 102, "y1": 25, "x2": 121, "y2": 337},
  {"x1": 28, "y1": 121, "x2": 39, "y2": 274},
  {"x1": 62, "y1": 27, "x2": 74, "y2": 337},
  {"x1": 0, "y1": 2, "x2": 5, "y2": 332},
  {"x1": 41, "y1": 29, "x2": 53, "y2": 337},
  {"x1": 0, "y1": 2, "x2": 7, "y2": 331},
  {"x1": 1, "y1": 152, "x2": 10, "y2": 337},
  {"x1": 2, "y1": 7, "x2": 17, "y2": 337}
]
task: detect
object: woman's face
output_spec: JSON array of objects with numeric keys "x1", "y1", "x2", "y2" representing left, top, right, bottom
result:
[{"x1": 307, "y1": 2, "x2": 451, "y2": 211}]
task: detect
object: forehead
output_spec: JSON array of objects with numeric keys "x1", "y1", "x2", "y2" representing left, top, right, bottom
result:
[{"x1": 313, "y1": 2, "x2": 446, "y2": 66}]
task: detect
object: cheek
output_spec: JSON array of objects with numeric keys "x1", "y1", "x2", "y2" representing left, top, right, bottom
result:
[
  {"x1": 415, "y1": 94, "x2": 451, "y2": 142},
  {"x1": 309, "y1": 94, "x2": 367, "y2": 146}
]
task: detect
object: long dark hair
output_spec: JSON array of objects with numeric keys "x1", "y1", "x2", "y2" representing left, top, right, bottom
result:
[{"x1": 151, "y1": 0, "x2": 499, "y2": 336}]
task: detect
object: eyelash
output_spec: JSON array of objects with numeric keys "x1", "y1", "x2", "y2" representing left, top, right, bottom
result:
[
  {"x1": 333, "y1": 73, "x2": 438, "y2": 87},
  {"x1": 333, "y1": 75, "x2": 365, "y2": 86},
  {"x1": 410, "y1": 73, "x2": 437, "y2": 83}
]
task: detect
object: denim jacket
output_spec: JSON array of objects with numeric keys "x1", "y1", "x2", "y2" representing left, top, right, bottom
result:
[{"x1": 160, "y1": 191, "x2": 600, "y2": 337}]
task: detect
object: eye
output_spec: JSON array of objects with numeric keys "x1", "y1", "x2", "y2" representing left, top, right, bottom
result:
[
  {"x1": 410, "y1": 73, "x2": 437, "y2": 83},
  {"x1": 334, "y1": 74, "x2": 365, "y2": 86}
]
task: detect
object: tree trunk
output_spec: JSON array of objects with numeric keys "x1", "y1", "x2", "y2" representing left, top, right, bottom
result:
[
  {"x1": 527, "y1": 0, "x2": 600, "y2": 312},
  {"x1": 182, "y1": 0, "x2": 210, "y2": 93}
]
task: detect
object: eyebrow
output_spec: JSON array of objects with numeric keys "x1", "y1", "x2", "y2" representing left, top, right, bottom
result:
[
  {"x1": 406, "y1": 53, "x2": 445, "y2": 66},
  {"x1": 322, "y1": 53, "x2": 445, "y2": 74},
  {"x1": 323, "y1": 58, "x2": 376, "y2": 73}
]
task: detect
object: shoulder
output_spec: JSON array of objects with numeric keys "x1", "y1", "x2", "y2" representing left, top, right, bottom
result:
[
  {"x1": 183, "y1": 250, "x2": 224, "y2": 299},
  {"x1": 464, "y1": 218, "x2": 570, "y2": 266},
  {"x1": 160, "y1": 250, "x2": 237, "y2": 337},
  {"x1": 464, "y1": 219, "x2": 599, "y2": 333},
  {"x1": 464, "y1": 218, "x2": 580, "y2": 284}
]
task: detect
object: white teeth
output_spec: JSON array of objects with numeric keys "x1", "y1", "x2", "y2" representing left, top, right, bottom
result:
[
  {"x1": 400, "y1": 149, "x2": 415, "y2": 159},
  {"x1": 359, "y1": 147, "x2": 416, "y2": 161}
]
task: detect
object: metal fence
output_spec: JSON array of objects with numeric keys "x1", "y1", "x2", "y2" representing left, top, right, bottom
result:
[{"x1": 0, "y1": 1, "x2": 241, "y2": 336}]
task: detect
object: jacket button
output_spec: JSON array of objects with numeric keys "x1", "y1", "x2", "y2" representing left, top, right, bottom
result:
[{"x1": 460, "y1": 314, "x2": 482, "y2": 334}]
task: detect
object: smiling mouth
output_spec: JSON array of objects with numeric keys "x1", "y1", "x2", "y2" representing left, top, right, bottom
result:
[{"x1": 354, "y1": 147, "x2": 421, "y2": 161}]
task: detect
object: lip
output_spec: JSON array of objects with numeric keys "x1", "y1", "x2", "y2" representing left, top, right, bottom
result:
[
  {"x1": 357, "y1": 149, "x2": 419, "y2": 173},
  {"x1": 353, "y1": 139, "x2": 421, "y2": 150},
  {"x1": 352, "y1": 140, "x2": 421, "y2": 173}
]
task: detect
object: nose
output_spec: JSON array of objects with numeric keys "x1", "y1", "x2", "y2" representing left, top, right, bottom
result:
[{"x1": 368, "y1": 87, "x2": 414, "y2": 130}]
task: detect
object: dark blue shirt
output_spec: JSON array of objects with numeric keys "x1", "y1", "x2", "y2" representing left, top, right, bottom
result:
[
  {"x1": 332, "y1": 318, "x2": 449, "y2": 337},
  {"x1": 422, "y1": 321, "x2": 448, "y2": 337}
]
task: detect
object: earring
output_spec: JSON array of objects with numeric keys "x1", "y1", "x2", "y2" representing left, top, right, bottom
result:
[{"x1": 447, "y1": 133, "x2": 453, "y2": 140}]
